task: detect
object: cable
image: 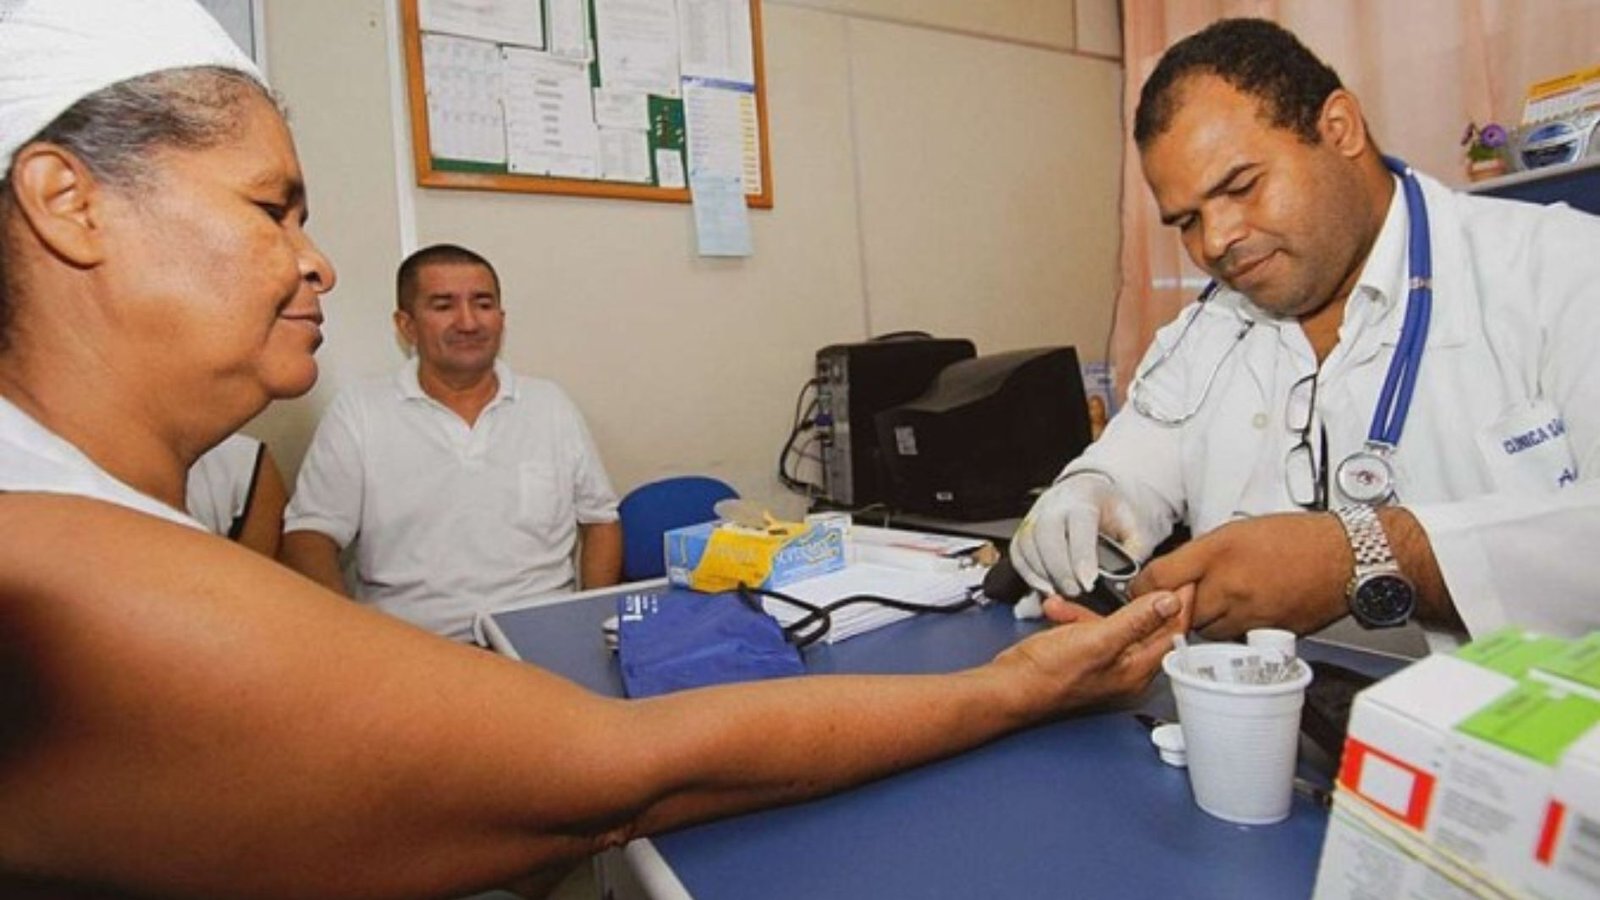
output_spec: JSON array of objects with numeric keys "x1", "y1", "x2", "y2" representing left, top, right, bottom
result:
[
  {"x1": 778, "y1": 377, "x2": 825, "y2": 496},
  {"x1": 777, "y1": 403, "x2": 819, "y2": 492},
  {"x1": 847, "y1": 502, "x2": 893, "y2": 527},
  {"x1": 789, "y1": 432, "x2": 824, "y2": 464},
  {"x1": 737, "y1": 583, "x2": 982, "y2": 649}
]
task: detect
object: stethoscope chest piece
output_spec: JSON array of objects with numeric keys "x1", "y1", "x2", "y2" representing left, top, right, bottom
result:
[{"x1": 1335, "y1": 445, "x2": 1396, "y2": 505}]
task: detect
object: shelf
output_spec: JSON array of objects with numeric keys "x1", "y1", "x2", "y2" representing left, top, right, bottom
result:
[{"x1": 1465, "y1": 155, "x2": 1600, "y2": 215}]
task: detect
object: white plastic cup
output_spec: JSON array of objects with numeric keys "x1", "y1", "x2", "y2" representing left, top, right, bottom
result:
[{"x1": 1162, "y1": 644, "x2": 1314, "y2": 825}]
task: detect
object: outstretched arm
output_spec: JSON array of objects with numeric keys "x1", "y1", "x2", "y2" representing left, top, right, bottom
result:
[{"x1": 0, "y1": 494, "x2": 1186, "y2": 899}]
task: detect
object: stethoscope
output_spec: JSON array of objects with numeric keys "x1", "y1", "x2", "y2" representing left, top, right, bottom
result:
[
  {"x1": 1126, "y1": 280, "x2": 1250, "y2": 425},
  {"x1": 1126, "y1": 156, "x2": 1432, "y2": 507}
]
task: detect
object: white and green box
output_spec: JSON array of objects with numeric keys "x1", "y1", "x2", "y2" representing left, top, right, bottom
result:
[{"x1": 1314, "y1": 629, "x2": 1600, "y2": 900}]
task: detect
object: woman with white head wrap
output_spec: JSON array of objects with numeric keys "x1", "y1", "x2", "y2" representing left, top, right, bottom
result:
[
  {"x1": 0, "y1": 0, "x2": 263, "y2": 166},
  {"x1": 0, "y1": 0, "x2": 296, "y2": 562},
  {"x1": 0, "y1": 2, "x2": 1187, "y2": 898},
  {"x1": 0, "y1": 0, "x2": 314, "y2": 523}
]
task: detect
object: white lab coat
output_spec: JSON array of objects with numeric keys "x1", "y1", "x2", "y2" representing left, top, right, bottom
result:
[{"x1": 1067, "y1": 171, "x2": 1600, "y2": 644}]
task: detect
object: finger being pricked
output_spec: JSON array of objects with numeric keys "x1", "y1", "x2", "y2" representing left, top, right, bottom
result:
[
  {"x1": 1114, "y1": 584, "x2": 1194, "y2": 674},
  {"x1": 1005, "y1": 587, "x2": 1193, "y2": 712},
  {"x1": 1084, "y1": 588, "x2": 1193, "y2": 693},
  {"x1": 1042, "y1": 587, "x2": 1191, "y2": 648}
]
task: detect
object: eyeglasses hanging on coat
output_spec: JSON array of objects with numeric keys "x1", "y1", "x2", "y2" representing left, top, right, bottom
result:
[{"x1": 1284, "y1": 371, "x2": 1330, "y2": 511}]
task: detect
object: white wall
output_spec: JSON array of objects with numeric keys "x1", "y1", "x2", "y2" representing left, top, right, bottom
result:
[{"x1": 249, "y1": 0, "x2": 1125, "y2": 517}]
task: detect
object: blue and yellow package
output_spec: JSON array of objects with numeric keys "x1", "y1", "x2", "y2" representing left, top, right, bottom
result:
[{"x1": 664, "y1": 515, "x2": 848, "y2": 593}]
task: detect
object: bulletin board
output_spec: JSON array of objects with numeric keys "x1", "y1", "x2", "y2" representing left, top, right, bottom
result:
[{"x1": 401, "y1": 0, "x2": 773, "y2": 207}]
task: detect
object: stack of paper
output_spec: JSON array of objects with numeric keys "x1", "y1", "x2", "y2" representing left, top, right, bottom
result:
[
  {"x1": 851, "y1": 525, "x2": 988, "y2": 557},
  {"x1": 759, "y1": 562, "x2": 983, "y2": 643},
  {"x1": 848, "y1": 524, "x2": 991, "y2": 574}
]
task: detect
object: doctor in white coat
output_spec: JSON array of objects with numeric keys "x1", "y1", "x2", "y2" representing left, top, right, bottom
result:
[{"x1": 1011, "y1": 19, "x2": 1600, "y2": 649}]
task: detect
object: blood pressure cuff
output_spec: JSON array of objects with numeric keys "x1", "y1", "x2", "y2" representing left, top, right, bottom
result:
[{"x1": 617, "y1": 589, "x2": 805, "y2": 699}]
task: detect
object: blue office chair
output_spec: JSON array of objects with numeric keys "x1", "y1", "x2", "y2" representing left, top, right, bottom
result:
[{"x1": 618, "y1": 475, "x2": 740, "y2": 581}]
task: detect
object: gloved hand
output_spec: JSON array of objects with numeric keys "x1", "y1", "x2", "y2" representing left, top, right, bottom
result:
[{"x1": 1010, "y1": 473, "x2": 1147, "y2": 598}]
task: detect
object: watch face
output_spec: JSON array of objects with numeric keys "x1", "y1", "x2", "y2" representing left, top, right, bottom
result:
[
  {"x1": 1336, "y1": 452, "x2": 1395, "y2": 504},
  {"x1": 1352, "y1": 573, "x2": 1415, "y2": 628}
]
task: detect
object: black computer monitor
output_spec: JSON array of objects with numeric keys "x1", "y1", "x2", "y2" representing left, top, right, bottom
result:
[
  {"x1": 874, "y1": 347, "x2": 1093, "y2": 521},
  {"x1": 813, "y1": 337, "x2": 976, "y2": 509}
]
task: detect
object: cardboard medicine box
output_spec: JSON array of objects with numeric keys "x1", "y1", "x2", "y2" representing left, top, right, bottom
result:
[
  {"x1": 1537, "y1": 724, "x2": 1600, "y2": 897},
  {"x1": 1530, "y1": 633, "x2": 1600, "y2": 702},
  {"x1": 1313, "y1": 629, "x2": 1600, "y2": 900},
  {"x1": 1529, "y1": 635, "x2": 1600, "y2": 897},
  {"x1": 665, "y1": 517, "x2": 848, "y2": 593}
]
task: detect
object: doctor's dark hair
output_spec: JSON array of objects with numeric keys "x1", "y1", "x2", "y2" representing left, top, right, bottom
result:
[
  {"x1": 0, "y1": 66, "x2": 269, "y2": 349},
  {"x1": 396, "y1": 243, "x2": 502, "y2": 313},
  {"x1": 1134, "y1": 18, "x2": 1343, "y2": 149}
]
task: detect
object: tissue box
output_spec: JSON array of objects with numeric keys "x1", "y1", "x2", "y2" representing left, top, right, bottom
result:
[
  {"x1": 1313, "y1": 629, "x2": 1600, "y2": 900},
  {"x1": 665, "y1": 516, "x2": 848, "y2": 593}
]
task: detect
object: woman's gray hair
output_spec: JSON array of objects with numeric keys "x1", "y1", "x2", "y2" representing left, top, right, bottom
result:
[
  {"x1": 17, "y1": 65, "x2": 274, "y2": 188},
  {"x1": 0, "y1": 66, "x2": 276, "y2": 347}
]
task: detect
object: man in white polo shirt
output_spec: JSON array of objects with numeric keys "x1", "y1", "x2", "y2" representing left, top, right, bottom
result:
[{"x1": 281, "y1": 244, "x2": 622, "y2": 641}]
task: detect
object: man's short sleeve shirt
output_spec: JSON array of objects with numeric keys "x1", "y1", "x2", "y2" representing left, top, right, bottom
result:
[{"x1": 284, "y1": 360, "x2": 619, "y2": 640}]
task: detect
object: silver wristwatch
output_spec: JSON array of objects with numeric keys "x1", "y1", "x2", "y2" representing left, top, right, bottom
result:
[{"x1": 1332, "y1": 504, "x2": 1416, "y2": 629}]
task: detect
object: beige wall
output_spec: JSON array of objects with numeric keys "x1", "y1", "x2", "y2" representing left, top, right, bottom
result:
[{"x1": 249, "y1": 0, "x2": 1125, "y2": 517}]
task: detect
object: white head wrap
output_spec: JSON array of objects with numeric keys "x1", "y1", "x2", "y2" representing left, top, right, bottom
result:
[{"x1": 0, "y1": 0, "x2": 263, "y2": 173}]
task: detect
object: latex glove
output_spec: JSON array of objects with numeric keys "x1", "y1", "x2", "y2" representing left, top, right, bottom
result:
[{"x1": 1010, "y1": 473, "x2": 1145, "y2": 598}]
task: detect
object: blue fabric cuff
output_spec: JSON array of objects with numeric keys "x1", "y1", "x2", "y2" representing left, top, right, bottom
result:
[{"x1": 618, "y1": 588, "x2": 804, "y2": 698}]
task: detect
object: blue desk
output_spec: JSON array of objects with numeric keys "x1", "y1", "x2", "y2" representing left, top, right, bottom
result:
[{"x1": 480, "y1": 587, "x2": 1408, "y2": 900}]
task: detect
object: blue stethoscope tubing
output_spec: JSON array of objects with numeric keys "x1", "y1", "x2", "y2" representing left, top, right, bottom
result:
[
  {"x1": 1330, "y1": 156, "x2": 1430, "y2": 504},
  {"x1": 1372, "y1": 155, "x2": 1432, "y2": 450}
]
